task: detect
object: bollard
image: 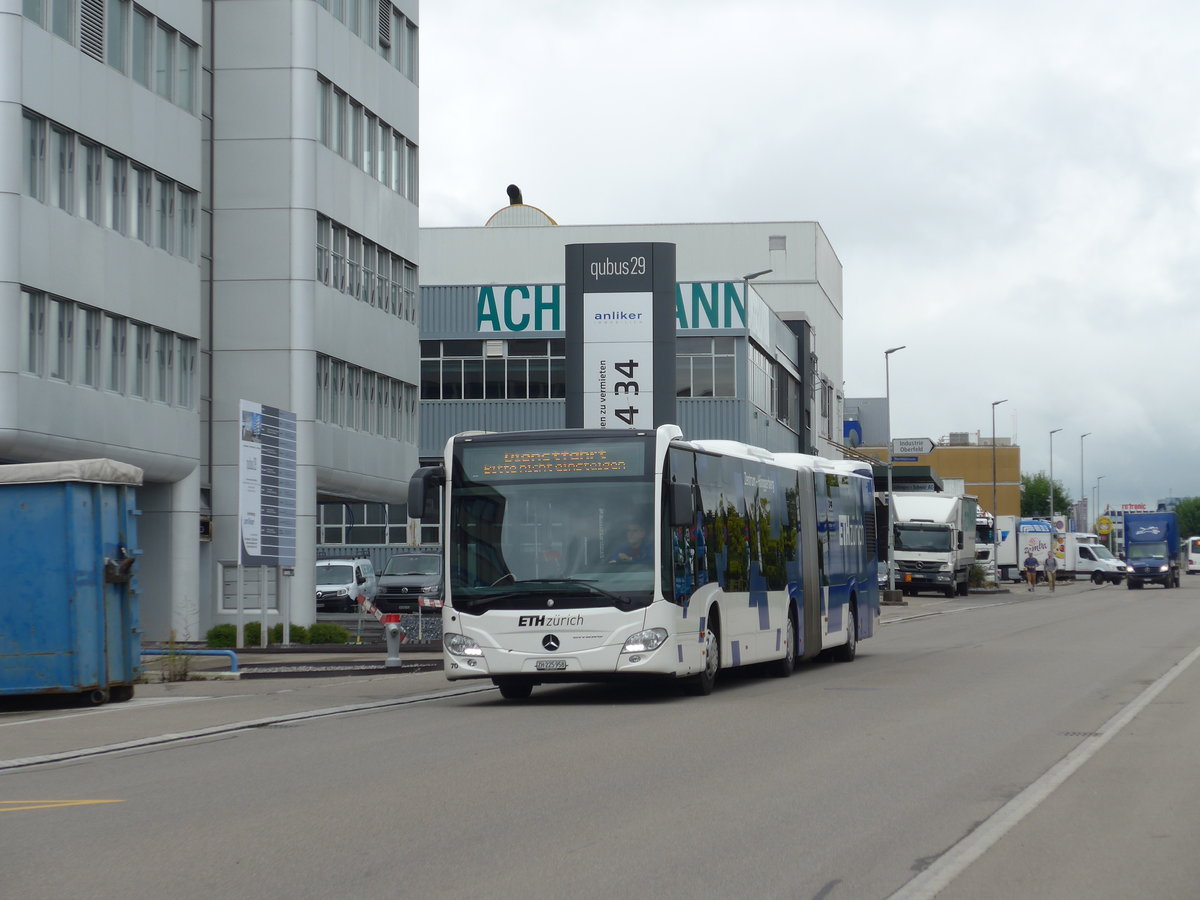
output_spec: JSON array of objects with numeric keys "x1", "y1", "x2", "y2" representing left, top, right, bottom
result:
[
  {"x1": 383, "y1": 615, "x2": 405, "y2": 668},
  {"x1": 881, "y1": 589, "x2": 907, "y2": 606}
]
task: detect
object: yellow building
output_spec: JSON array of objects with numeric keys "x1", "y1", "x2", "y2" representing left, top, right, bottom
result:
[{"x1": 858, "y1": 435, "x2": 1022, "y2": 517}]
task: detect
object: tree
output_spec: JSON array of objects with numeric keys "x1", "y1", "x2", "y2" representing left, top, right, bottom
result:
[
  {"x1": 1021, "y1": 472, "x2": 1073, "y2": 518},
  {"x1": 1174, "y1": 497, "x2": 1200, "y2": 538}
]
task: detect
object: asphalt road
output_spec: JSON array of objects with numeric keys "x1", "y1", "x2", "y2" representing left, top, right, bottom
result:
[{"x1": 3, "y1": 577, "x2": 1199, "y2": 900}]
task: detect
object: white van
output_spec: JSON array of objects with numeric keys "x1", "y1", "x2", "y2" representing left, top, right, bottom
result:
[{"x1": 315, "y1": 558, "x2": 378, "y2": 613}]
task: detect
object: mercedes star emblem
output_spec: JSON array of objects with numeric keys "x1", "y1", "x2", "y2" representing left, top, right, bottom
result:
[{"x1": 542, "y1": 634, "x2": 560, "y2": 652}]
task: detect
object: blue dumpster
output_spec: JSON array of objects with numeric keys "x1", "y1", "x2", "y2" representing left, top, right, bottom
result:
[{"x1": 0, "y1": 459, "x2": 143, "y2": 703}]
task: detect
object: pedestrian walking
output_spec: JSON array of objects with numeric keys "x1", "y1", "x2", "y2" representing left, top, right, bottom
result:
[
  {"x1": 1044, "y1": 551, "x2": 1059, "y2": 591},
  {"x1": 1024, "y1": 551, "x2": 1039, "y2": 591}
]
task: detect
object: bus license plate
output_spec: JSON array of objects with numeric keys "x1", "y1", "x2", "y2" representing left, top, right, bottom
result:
[{"x1": 535, "y1": 659, "x2": 568, "y2": 671}]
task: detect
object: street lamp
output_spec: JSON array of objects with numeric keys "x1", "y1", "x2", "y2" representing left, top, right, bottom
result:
[
  {"x1": 992, "y1": 399, "x2": 1008, "y2": 580},
  {"x1": 885, "y1": 346, "x2": 906, "y2": 594},
  {"x1": 1048, "y1": 427, "x2": 1062, "y2": 524},
  {"x1": 1080, "y1": 432, "x2": 1092, "y2": 524}
]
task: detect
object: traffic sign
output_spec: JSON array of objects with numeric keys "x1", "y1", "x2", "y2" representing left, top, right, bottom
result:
[
  {"x1": 891, "y1": 456, "x2": 918, "y2": 463},
  {"x1": 1096, "y1": 516, "x2": 1113, "y2": 536},
  {"x1": 891, "y1": 437, "x2": 934, "y2": 455}
]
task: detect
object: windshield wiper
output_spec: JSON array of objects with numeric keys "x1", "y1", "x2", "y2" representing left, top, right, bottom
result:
[{"x1": 517, "y1": 578, "x2": 623, "y2": 601}]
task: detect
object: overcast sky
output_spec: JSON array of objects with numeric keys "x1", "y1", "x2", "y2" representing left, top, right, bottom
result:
[{"x1": 418, "y1": 0, "x2": 1199, "y2": 514}]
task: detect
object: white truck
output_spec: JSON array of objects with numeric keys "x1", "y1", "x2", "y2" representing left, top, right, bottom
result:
[
  {"x1": 993, "y1": 516, "x2": 1055, "y2": 583},
  {"x1": 891, "y1": 493, "x2": 978, "y2": 597},
  {"x1": 1053, "y1": 532, "x2": 1125, "y2": 584}
]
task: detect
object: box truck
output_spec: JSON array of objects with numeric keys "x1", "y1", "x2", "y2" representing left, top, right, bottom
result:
[
  {"x1": 994, "y1": 517, "x2": 1055, "y2": 583},
  {"x1": 892, "y1": 494, "x2": 978, "y2": 597},
  {"x1": 1053, "y1": 532, "x2": 1125, "y2": 584},
  {"x1": 1123, "y1": 511, "x2": 1181, "y2": 589}
]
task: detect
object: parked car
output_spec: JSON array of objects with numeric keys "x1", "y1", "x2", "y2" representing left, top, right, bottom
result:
[
  {"x1": 376, "y1": 550, "x2": 443, "y2": 612},
  {"x1": 315, "y1": 558, "x2": 377, "y2": 613}
]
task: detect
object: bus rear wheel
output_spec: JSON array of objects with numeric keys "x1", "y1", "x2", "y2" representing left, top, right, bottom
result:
[
  {"x1": 685, "y1": 616, "x2": 720, "y2": 695},
  {"x1": 835, "y1": 605, "x2": 858, "y2": 662},
  {"x1": 767, "y1": 606, "x2": 796, "y2": 678},
  {"x1": 495, "y1": 678, "x2": 533, "y2": 700}
]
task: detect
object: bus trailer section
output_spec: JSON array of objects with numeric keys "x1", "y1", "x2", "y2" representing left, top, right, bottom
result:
[
  {"x1": 409, "y1": 425, "x2": 878, "y2": 700},
  {"x1": 1123, "y1": 511, "x2": 1181, "y2": 589}
]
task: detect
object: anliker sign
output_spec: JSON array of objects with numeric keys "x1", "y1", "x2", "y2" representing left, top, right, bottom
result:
[{"x1": 565, "y1": 242, "x2": 676, "y2": 429}]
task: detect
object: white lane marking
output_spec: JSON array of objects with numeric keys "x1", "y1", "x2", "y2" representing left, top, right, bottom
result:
[
  {"x1": 889, "y1": 640, "x2": 1200, "y2": 899},
  {"x1": 0, "y1": 684, "x2": 494, "y2": 771},
  {"x1": 0, "y1": 696, "x2": 217, "y2": 728}
]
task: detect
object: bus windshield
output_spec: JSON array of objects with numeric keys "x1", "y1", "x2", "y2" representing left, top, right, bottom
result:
[
  {"x1": 894, "y1": 523, "x2": 953, "y2": 552},
  {"x1": 448, "y1": 436, "x2": 657, "y2": 609}
]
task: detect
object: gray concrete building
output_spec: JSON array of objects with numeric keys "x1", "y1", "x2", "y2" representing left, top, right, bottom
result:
[
  {"x1": 3, "y1": 0, "x2": 421, "y2": 640},
  {"x1": 419, "y1": 202, "x2": 848, "y2": 485}
]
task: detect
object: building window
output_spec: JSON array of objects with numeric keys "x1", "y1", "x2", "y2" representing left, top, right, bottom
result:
[
  {"x1": 154, "y1": 21, "x2": 174, "y2": 100},
  {"x1": 675, "y1": 337, "x2": 736, "y2": 398},
  {"x1": 21, "y1": 290, "x2": 46, "y2": 376},
  {"x1": 348, "y1": 101, "x2": 362, "y2": 168},
  {"x1": 50, "y1": 126, "x2": 75, "y2": 212},
  {"x1": 106, "y1": 0, "x2": 128, "y2": 72},
  {"x1": 106, "y1": 152, "x2": 128, "y2": 233},
  {"x1": 131, "y1": 6, "x2": 151, "y2": 87},
  {"x1": 81, "y1": 307, "x2": 102, "y2": 387},
  {"x1": 404, "y1": 17, "x2": 418, "y2": 82},
  {"x1": 330, "y1": 223, "x2": 346, "y2": 291},
  {"x1": 155, "y1": 176, "x2": 174, "y2": 252},
  {"x1": 347, "y1": 232, "x2": 361, "y2": 301},
  {"x1": 178, "y1": 188, "x2": 197, "y2": 260},
  {"x1": 24, "y1": 112, "x2": 46, "y2": 201},
  {"x1": 176, "y1": 337, "x2": 196, "y2": 408},
  {"x1": 318, "y1": 78, "x2": 331, "y2": 147},
  {"x1": 154, "y1": 328, "x2": 173, "y2": 403},
  {"x1": 52, "y1": 0, "x2": 75, "y2": 42},
  {"x1": 332, "y1": 89, "x2": 346, "y2": 156},
  {"x1": 105, "y1": 314, "x2": 125, "y2": 392},
  {"x1": 131, "y1": 322, "x2": 151, "y2": 397},
  {"x1": 49, "y1": 298, "x2": 73, "y2": 381},
  {"x1": 362, "y1": 241, "x2": 376, "y2": 307},
  {"x1": 133, "y1": 165, "x2": 152, "y2": 243},
  {"x1": 82, "y1": 141, "x2": 103, "y2": 223},
  {"x1": 315, "y1": 355, "x2": 330, "y2": 421},
  {"x1": 176, "y1": 36, "x2": 197, "y2": 112},
  {"x1": 405, "y1": 140, "x2": 418, "y2": 202},
  {"x1": 420, "y1": 340, "x2": 565, "y2": 401}
]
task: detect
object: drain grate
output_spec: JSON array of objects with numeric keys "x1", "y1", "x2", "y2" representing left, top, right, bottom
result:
[{"x1": 1061, "y1": 731, "x2": 1102, "y2": 737}]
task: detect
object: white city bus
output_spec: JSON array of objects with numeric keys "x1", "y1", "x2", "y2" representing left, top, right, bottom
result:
[
  {"x1": 408, "y1": 425, "x2": 879, "y2": 700},
  {"x1": 1184, "y1": 536, "x2": 1200, "y2": 575}
]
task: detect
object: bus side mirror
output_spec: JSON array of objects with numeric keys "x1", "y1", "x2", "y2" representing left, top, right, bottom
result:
[
  {"x1": 407, "y1": 466, "x2": 445, "y2": 520},
  {"x1": 669, "y1": 482, "x2": 694, "y2": 528}
]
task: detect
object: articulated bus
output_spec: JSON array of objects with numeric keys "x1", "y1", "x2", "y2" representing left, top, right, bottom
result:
[{"x1": 408, "y1": 425, "x2": 879, "y2": 700}]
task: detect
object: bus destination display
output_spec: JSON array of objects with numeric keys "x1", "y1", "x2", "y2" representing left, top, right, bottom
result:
[{"x1": 461, "y1": 442, "x2": 646, "y2": 481}]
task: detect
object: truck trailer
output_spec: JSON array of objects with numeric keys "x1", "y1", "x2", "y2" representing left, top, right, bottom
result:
[
  {"x1": 1123, "y1": 511, "x2": 1181, "y2": 589},
  {"x1": 891, "y1": 494, "x2": 978, "y2": 597}
]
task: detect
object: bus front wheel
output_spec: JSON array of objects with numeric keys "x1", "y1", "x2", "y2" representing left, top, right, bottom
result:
[
  {"x1": 685, "y1": 616, "x2": 720, "y2": 695},
  {"x1": 495, "y1": 678, "x2": 533, "y2": 701}
]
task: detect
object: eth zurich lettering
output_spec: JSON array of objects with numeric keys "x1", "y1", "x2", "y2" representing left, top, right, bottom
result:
[{"x1": 476, "y1": 283, "x2": 747, "y2": 333}]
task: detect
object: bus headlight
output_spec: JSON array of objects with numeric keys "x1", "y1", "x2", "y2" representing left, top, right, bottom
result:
[
  {"x1": 1126, "y1": 565, "x2": 1135, "y2": 573},
  {"x1": 444, "y1": 632, "x2": 483, "y2": 657},
  {"x1": 622, "y1": 628, "x2": 668, "y2": 653},
  {"x1": 1159, "y1": 565, "x2": 1170, "y2": 573}
]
